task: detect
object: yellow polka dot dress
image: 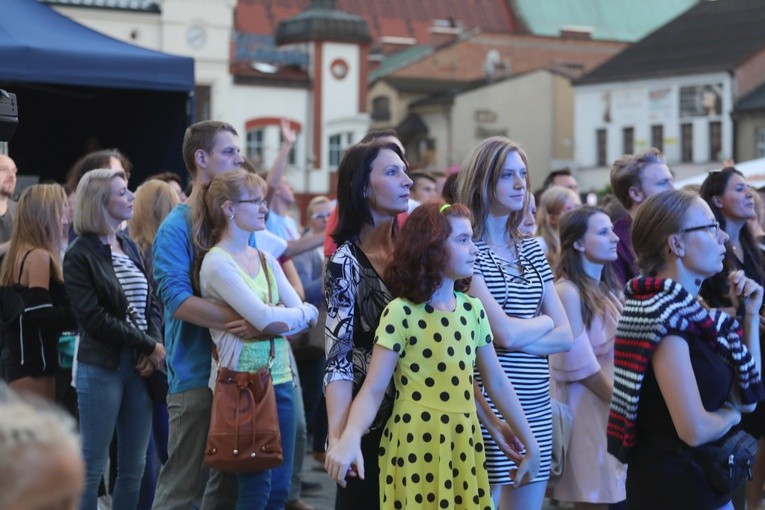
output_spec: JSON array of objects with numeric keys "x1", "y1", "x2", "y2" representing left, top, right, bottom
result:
[{"x1": 374, "y1": 292, "x2": 494, "y2": 510}]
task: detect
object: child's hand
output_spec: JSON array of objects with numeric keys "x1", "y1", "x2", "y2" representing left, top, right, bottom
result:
[
  {"x1": 486, "y1": 419, "x2": 524, "y2": 464},
  {"x1": 325, "y1": 435, "x2": 365, "y2": 488}
]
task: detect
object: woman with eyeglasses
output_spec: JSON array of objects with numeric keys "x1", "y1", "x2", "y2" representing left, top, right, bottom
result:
[
  {"x1": 192, "y1": 169, "x2": 319, "y2": 509},
  {"x1": 608, "y1": 189, "x2": 764, "y2": 510},
  {"x1": 455, "y1": 137, "x2": 573, "y2": 510},
  {"x1": 699, "y1": 167, "x2": 765, "y2": 510}
]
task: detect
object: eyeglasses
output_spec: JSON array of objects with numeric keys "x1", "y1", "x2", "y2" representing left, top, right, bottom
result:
[
  {"x1": 680, "y1": 222, "x2": 719, "y2": 237},
  {"x1": 236, "y1": 198, "x2": 267, "y2": 207},
  {"x1": 311, "y1": 212, "x2": 331, "y2": 220}
]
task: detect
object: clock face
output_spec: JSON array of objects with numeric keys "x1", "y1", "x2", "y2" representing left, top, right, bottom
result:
[
  {"x1": 330, "y1": 58, "x2": 349, "y2": 80},
  {"x1": 186, "y1": 24, "x2": 207, "y2": 50}
]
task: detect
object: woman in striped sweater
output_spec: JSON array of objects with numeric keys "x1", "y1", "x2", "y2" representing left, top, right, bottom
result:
[{"x1": 608, "y1": 189, "x2": 764, "y2": 509}]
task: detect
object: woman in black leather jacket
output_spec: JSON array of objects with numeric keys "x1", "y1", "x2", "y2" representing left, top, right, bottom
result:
[{"x1": 63, "y1": 168, "x2": 165, "y2": 510}]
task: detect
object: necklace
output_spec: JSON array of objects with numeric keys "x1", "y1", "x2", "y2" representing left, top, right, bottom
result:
[{"x1": 224, "y1": 247, "x2": 258, "y2": 277}]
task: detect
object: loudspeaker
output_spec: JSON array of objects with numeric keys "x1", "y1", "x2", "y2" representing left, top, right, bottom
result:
[{"x1": 0, "y1": 90, "x2": 18, "y2": 142}]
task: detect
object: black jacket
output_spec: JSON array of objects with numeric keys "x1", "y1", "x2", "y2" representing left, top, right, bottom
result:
[{"x1": 64, "y1": 231, "x2": 160, "y2": 369}]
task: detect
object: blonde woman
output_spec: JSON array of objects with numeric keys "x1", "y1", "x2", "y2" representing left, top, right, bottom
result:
[
  {"x1": 127, "y1": 178, "x2": 179, "y2": 508},
  {"x1": 128, "y1": 179, "x2": 180, "y2": 270},
  {"x1": 192, "y1": 169, "x2": 318, "y2": 509},
  {"x1": 535, "y1": 185, "x2": 581, "y2": 268},
  {"x1": 0, "y1": 184, "x2": 77, "y2": 399},
  {"x1": 64, "y1": 168, "x2": 165, "y2": 510},
  {"x1": 456, "y1": 137, "x2": 572, "y2": 510}
]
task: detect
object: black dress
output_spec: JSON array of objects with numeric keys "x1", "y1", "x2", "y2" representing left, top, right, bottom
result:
[
  {"x1": 5, "y1": 251, "x2": 77, "y2": 382},
  {"x1": 626, "y1": 332, "x2": 734, "y2": 509}
]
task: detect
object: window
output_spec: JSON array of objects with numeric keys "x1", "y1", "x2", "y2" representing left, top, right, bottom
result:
[
  {"x1": 329, "y1": 132, "x2": 353, "y2": 167},
  {"x1": 596, "y1": 129, "x2": 607, "y2": 167},
  {"x1": 756, "y1": 128, "x2": 765, "y2": 158},
  {"x1": 371, "y1": 96, "x2": 390, "y2": 122},
  {"x1": 246, "y1": 129, "x2": 264, "y2": 162},
  {"x1": 651, "y1": 125, "x2": 663, "y2": 152},
  {"x1": 708, "y1": 121, "x2": 722, "y2": 161},
  {"x1": 622, "y1": 127, "x2": 634, "y2": 155},
  {"x1": 681, "y1": 123, "x2": 693, "y2": 163},
  {"x1": 195, "y1": 85, "x2": 211, "y2": 122}
]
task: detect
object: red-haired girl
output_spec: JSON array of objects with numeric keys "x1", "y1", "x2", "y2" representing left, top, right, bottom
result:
[{"x1": 325, "y1": 201, "x2": 540, "y2": 510}]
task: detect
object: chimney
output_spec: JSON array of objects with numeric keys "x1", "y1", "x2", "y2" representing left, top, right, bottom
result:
[
  {"x1": 430, "y1": 18, "x2": 462, "y2": 46},
  {"x1": 559, "y1": 25, "x2": 593, "y2": 40}
]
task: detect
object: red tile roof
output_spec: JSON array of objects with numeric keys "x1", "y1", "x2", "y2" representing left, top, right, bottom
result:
[
  {"x1": 387, "y1": 32, "x2": 626, "y2": 82},
  {"x1": 235, "y1": 0, "x2": 522, "y2": 45}
]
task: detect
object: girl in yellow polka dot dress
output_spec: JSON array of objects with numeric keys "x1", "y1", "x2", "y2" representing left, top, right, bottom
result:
[{"x1": 326, "y1": 201, "x2": 540, "y2": 509}]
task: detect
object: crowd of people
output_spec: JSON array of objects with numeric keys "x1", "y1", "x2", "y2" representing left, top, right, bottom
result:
[{"x1": 1, "y1": 120, "x2": 765, "y2": 510}]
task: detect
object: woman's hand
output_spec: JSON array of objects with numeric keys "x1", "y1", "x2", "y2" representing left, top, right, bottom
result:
[
  {"x1": 509, "y1": 439, "x2": 540, "y2": 487},
  {"x1": 728, "y1": 270, "x2": 764, "y2": 316},
  {"x1": 149, "y1": 343, "x2": 166, "y2": 369},
  {"x1": 135, "y1": 354, "x2": 154, "y2": 377},
  {"x1": 484, "y1": 419, "x2": 525, "y2": 464},
  {"x1": 324, "y1": 435, "x2": 364, "y2": 488}
]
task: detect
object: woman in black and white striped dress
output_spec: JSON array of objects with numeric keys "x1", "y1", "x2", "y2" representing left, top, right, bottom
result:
[{"x1": 456, "y1": 137, "x2": 573, "y2": 510}]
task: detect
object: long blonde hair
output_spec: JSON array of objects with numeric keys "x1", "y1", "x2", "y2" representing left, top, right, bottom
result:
[
  {"x1": 128, "y1": 180, "x2": 180, "y2": 254},
  {"x1": 537, "y1": 185, "x2": 581, "y2": 268},
  {"x1": 0, "y1": 184, "x2": 66, "y2": 285},
  {"x1": 191, "y1": 169, "x2": 267, "y2": 289},
  {"x1": 455, "y1": 136, "x2": 530, "y2": 240}
]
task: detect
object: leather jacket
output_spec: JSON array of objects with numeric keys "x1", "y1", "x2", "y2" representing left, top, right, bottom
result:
[{"x1": 64, "y1": 231, "x2": 160, "y2": 369}]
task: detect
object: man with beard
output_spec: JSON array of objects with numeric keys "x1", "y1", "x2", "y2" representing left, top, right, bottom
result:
[{"x1": 0, "y1": 154, "x2": 17, "y2": 256}]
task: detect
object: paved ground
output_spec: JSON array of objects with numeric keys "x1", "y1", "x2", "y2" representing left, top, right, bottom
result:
[{"x1": 292, "y1": 448, "x2": 571, "y2": 510}]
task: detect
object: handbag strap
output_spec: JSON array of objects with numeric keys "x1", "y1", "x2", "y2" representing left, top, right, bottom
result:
[
  {"x1": 257, "y1": 249, "x2": 276, "y2": 369},
  {"x1": 258, "y1": 249, "x2": 272, "y2": 305}
]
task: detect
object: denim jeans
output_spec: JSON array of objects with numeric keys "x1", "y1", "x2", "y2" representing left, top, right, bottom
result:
[
  {"x1": 77, "y1": 349, "x2": 153, "y2": 510},
  {"x1": 236, "y1": 381, "x2": 296, "y2": 510}
]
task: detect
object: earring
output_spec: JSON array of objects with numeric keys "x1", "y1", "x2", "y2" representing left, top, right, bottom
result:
[
  {"x1": 363, "y1": 191, "x2": 368, "y2": 198},
  {"x1": 229, "y1": 213, "x2": 235, "y2": 221}
]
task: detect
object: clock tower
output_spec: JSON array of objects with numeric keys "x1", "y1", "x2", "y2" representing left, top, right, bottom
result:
[{"x1": 275, "y1": 0, "x2": 372, "y2": 172}]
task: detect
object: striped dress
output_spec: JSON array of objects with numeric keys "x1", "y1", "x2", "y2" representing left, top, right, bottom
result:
[{"x1": 473, "y1": 237, "x2": 553, "y2": 485}]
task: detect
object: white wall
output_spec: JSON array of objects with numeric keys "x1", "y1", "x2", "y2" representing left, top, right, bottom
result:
[
  {"x1": 574, "y1": 72, "x2": 733, "y2": 171},
  {"x1": 453, "y1": 70, "x2": 556, "y2": 188}
]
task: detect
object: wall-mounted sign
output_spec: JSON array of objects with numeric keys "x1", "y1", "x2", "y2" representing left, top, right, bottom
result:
[
  {"x1": 474, "y1": 110, "x2": 497, "y2": 123},
  {"x1": 679, "y1": 84, "x2": 722, "y2": 118}
]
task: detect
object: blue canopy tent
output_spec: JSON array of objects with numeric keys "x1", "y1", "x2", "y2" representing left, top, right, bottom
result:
[{"x1": 0, "y1": 0, "x2": 195, "y2": 185}]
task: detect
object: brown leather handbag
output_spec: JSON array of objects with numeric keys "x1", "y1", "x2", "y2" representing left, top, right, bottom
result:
[{"x1": 204, "y1": 250, "x2": 283, "y2": 473}]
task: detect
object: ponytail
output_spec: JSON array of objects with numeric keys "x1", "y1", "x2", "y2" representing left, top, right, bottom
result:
[{"x1": 191, "y1": 181, "x2": 218, "y2": 293}]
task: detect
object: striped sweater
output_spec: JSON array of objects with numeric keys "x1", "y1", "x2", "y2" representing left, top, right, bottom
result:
[{"x1": 607, "y1": 276, "x2": 765, "y2": 463}]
